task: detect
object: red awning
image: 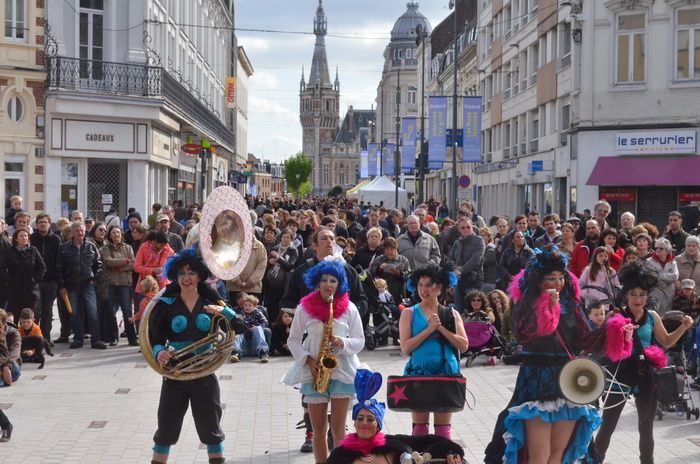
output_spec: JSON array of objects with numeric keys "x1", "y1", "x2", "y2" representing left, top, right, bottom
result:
[{"x1": 586, "y1": 156, "x2": 700, "y2": 186}]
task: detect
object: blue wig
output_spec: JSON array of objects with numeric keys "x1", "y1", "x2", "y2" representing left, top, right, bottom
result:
[
  {"x1": 303, "y1": 259, "x2": 349, "y2": 296},
  {"x1": 162, "y1": 246, "x2": 211, "y2": 283}
]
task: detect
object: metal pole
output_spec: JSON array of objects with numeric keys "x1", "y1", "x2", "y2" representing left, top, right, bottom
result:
[
  {"x1": 395, "y1": 66, "x2": 400, "y2": 209},
  {"x1": 416, "y1": 24, "x2": 426, "y2": 206},
  {"x1": 450, "y1": 2, "x2": 459, "y2": 219},
  {"x1": 380, "y1": 89, "x2": 384, "y2": 176}
]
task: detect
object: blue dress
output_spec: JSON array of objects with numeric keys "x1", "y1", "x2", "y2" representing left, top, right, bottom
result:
[{"x1": 403, "y1": 304, "x2": 460, "y2": 376}]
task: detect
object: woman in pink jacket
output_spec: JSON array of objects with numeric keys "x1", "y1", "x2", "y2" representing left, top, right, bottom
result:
[{"x1": 133, "y1": 231, "x2": 173, "y2": 309}]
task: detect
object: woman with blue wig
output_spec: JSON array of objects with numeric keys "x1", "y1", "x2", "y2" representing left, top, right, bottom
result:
[
  {"x1": 328, "y1": 369, "x2": 464, "y2": 464},
  {"x1": 399, "y1": 264, "x2": 469, "y2": 440},
  {"x1": 282, "y1": 257, "x2": 365, "y2": 463},
  {"x1": 148, "y1": 247, "x2": 240, "y2": 464}
]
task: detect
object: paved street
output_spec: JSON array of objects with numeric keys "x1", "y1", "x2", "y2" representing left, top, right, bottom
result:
[{"x1": 0, "y1": 336, "x2": 698, "y2": 463}]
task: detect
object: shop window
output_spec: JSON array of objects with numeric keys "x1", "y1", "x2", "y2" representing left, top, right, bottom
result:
[
  {"x1": 616, "y1": 13, "x2": 646, "y2": 84},
  {"x1": 676, "y1": 8, "x2": 700, "y2": 80},
  {"x1": 79, "y1": 0, "x2": 104, "y2": 80}
]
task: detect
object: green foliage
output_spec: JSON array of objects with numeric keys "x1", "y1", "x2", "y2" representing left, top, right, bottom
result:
[
  {"x1": 284, "y1": 152, "x2": 313, "y2": 199},
  {"x1": 328, "y1": 185, "x2": 343, "y2": 198},
  {"x1": 299, "y1": 181, "x2": 312, "y2": 198}
]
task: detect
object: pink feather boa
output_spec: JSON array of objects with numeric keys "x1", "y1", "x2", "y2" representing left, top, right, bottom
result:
[
  {"x1": 644, "y1": 345, "x2": 667, "y2": 369},
  {"x1": 338, "y1": 432, "x2": 386, "y2": 456},
  {"x1": 604, "y1": 314, "x2": 633, "y2": 361},
  {"x1": 300, "y1": 291, "x2": 350, "y2": 321},
  {"x1": 507, "y1": 269, "x2": 580, "y2": 303},
  {"x1": 533, "y1": 291, "x2": 560, "y2": 337}
]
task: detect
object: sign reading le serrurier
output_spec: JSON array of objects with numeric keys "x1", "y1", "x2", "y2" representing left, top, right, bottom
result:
[{"x1": 616, "y1": 130, "x2": 696, "y2": 155}]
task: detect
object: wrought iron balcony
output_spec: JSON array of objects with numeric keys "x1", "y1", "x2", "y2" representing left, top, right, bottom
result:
[
  {"x1": 46, "y1": 56, "x2": 234, "y2": 149},
  {"x1": 47, "y1": 56, "x2": 161, "y2": 96}
]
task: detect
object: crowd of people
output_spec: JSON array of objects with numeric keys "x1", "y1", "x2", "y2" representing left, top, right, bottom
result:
[{"x1": 1, "y1": 191, "x2": 699, "y2": 463}]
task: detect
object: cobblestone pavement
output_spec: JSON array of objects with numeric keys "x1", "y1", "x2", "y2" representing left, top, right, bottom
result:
[{"x1": 0, "y1": 338, "x2": 698, "y2": 463}]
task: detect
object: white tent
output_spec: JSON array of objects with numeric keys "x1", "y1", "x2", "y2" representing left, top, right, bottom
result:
[{"x1": 357, "y1": 175, "x2": 409, "y2": 210}]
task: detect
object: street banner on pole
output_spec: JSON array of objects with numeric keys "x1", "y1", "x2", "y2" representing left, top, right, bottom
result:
[
  {"x1": 360, "y1": 150, "x2": 369, "y2": 179},
  {"x1": 383, "y1": 143, "x2": 395, "y2": 177},
  {"x1": 368, "y1": 143, "x2": 378, "y2": 176},
  {"x1": 462, "y1": 96, "x2": 482, "y2": 162},
  {"x1": 226, "y1": 76, "x2": 236, "y2": 109},
  {"x1": 428, "y1": 96, "x2": 447, "y2": 166},
  {"x1": 401, "y1": 117, "x2": 417, "y2": 173}
]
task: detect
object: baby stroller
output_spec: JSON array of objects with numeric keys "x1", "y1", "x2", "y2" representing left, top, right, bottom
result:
[
  {"x1": 655, "y1": 311, "x2": 700, "y2": 421},
  {"x1": 357, "y1": 266, "x2": 400, "y2": 350},
  {"x1": 462, "y1": 311, "x2": 507, "y2": 367}
]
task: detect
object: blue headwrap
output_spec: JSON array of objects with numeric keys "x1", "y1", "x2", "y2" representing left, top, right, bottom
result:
[
  {"x1": 303, "y1": 258, "x2": 350, "y2": 295},
  {"x1": 351, "y1": 369, "x2": 386, "y2": 430}
]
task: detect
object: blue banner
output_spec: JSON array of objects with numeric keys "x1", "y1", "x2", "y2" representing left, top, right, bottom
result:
[
  {"x1": 383, "y1": 143, "x2": 395, "y2": 176},
  {"x1": 401, "y1": 118, "x2": 417, "y2": 173},
  {"x1": 462, "y1": 96, "x2": 482, "y2": 162},
  {"x1": 360, "y1": 150, "x2": 369, "y2": 179},
  {"x1": 368, "y1": 143, "x2": 378, "y2": 176},
  {"x1": 428, "y1": 96, "x2": 447, "y2": 165}
]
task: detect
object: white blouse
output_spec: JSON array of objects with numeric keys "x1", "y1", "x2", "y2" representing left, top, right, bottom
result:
[{"x1": 281, "y1": 299, "x2": 365, "y2": 386}]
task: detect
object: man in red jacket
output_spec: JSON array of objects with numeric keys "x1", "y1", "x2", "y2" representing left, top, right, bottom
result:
[{"x1": 569, "y1": 220, "x2": 601, "y2": 277}]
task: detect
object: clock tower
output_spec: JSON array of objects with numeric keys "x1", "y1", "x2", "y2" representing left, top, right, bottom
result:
[{"x1": 299, "y1": 0, "x2": 340, "y2": 194}]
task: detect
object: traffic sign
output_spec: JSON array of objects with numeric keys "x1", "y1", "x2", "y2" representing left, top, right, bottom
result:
[
  {"x1": 529, "y1": 160, "x2": 543, "y2": 173},
  {"x1": 181, "y1": 143, "x2": 201, "y2": 155},
  {"x1": 459, "y1": 175, "x2": 471, "y2": 188}
]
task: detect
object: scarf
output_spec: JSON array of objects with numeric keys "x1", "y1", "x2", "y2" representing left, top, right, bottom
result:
[
  {"x1": 301, "y1": 291, "x2": 350, "y2": 321},
  {"x1": 338, "y1": 432, "x2": 386, "y2": 456}
]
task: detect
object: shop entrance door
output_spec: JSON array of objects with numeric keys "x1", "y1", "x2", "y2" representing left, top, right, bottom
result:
[
  {"x1": 637, "y1": 187, "x2": 677, "y2": 231},
  {"x1": 87, "y1": 161, "x2": 127, "y2": 221}
]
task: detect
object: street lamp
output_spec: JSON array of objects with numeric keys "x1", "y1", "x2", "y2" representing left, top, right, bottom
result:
[
  {"x1": 296, "y1": 173, "x2": 301, "y2": 198},
  {"x1": 395, "y1": 60, "x2": 401, "y2": 209},
  {"x1": 449, "y1": 0, "x2": 459, "y2": 219},
  {"x1": 415, "y1": 23, "x2": 428, "y2": 206}
]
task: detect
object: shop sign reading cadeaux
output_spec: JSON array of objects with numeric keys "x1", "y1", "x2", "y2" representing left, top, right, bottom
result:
[{"x1": 616, "y1": 130, "x2": 696, "y2": 155}]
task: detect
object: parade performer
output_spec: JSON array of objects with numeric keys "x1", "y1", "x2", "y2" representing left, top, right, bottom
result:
[
  {"x1": 282, "y1": 257, "x2": 365, "y2": 463},
  {"x1": 484, "y1": 245, "x2": 630, "y2": 464},
  {"x1": 148, "y1": 248, "x2": 237, "y2": 464},
  {"x1": 328, "y1": 368, "x2": 464, "y2": 464},
  {"x1": 593, "y1": 262, "x2": 694, "y2": 464}
]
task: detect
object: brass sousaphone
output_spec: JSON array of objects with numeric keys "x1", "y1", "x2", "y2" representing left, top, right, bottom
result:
[{"x1": 138, "y1": 186, "x2": 253, "y2": 380}]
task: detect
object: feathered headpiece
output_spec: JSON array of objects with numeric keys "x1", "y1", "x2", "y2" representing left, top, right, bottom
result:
[
  {"x1": 509, "y1": 245, "x2": 571, "y2": 302},
  {"x1": 351, "y1": 369, "x2": 386, "y2": 430},
  {"x1": 303, "y1": 258, "x2": 349, "y2": 296},
  {"x1": 618, "y1": 261, "x2": 658, "y2": 294},
  {"x1": 162, "y1": 246, "x2": 211, "y2": 283},
  {"x1": 406, "y1": 263, "x2": 458, "y2": 294}
]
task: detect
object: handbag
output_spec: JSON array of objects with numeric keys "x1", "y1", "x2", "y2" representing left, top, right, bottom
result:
[{"x1": 387, "y1": 306, "x2": 467, "y2": 413}]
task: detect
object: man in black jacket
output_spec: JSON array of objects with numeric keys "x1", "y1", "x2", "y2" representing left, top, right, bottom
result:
[
  {"x1": 281, "y1": 227, "x2": 368, "y2": 316},
  {"x1": 56, "y1": 222, "x2": 107, "y2": 350},
  {"x1": 30, "y1": 213, "x2": 61, "y2": 344}
]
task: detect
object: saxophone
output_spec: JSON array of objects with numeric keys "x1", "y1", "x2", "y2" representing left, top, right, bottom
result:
[{"x1": 313, "y1": 293, "x2": 338, "y2": 393}]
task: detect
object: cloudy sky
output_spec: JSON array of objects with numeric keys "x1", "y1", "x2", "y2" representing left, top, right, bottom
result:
[{"x1": 235, "y1": 0, "x2": 452, "y2": 163}]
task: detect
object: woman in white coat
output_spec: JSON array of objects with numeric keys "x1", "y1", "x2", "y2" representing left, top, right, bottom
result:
[
  {"x1": 645, "y1": 238, "x2": 679, "y2": 315},
  {"x1": 282, "y1": 257, "x2": 365, "y2": 463}
]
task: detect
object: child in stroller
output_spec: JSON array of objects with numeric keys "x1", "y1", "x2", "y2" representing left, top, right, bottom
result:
[
  {"x1": 357, "y1": 268, "x2": 400, "y2": 350},
  {"x1": 461, "y1": 291, "x2": 506, "y2": 366},
  {"x1": 656, "y1": 310, "x2": 700, "y2": 420}
]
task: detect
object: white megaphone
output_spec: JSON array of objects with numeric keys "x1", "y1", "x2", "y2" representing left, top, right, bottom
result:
[{"x1": 559, "y1": 358, "x2": 606, "y2": 405}]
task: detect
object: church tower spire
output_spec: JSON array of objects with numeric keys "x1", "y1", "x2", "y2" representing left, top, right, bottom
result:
[{"x1": 309, "y1": 0, "x2": 331, "y2": 87}]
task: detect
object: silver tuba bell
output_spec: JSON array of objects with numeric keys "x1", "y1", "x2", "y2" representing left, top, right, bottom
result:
[{"x1": 138, "y1": 186, "x2": 252, "y2": 380}]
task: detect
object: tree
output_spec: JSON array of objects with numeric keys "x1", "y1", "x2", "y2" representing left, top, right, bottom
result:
[
  {"x1": 328, "y1": 185, "x2": 343, "y2": 198},
  {"x1": 284, "y1": 152, "x2": 313, "y2": 199}
]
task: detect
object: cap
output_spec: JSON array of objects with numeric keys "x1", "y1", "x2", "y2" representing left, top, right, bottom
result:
[
  {"x1": 156, "y1": 214, "x2": 170, "y2": 223},
  {"x1": 566, "y1": 216, "x2": 581, "y2": 223},
  {"x1": 681, "y1": 279, "x2": 696, "y2": 290},
  {"x1": 280, "y1": 307, "x2": 296, "y2": 315}
]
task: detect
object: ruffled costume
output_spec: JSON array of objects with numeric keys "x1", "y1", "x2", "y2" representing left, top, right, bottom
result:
[{"x1": 486, "y1": 263, "x2": 633, "y2": 464}]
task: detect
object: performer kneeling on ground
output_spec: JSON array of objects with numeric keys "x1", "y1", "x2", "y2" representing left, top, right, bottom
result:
[
  {"x1": 328, "y1": 368, "x2": 464, "y2": 464},
  {"x1": 149, "y1": 248, "x2": 239, "y2": 464},
  {"x1": 282, "y1": 258, "x2": 365, "y2": 463}
]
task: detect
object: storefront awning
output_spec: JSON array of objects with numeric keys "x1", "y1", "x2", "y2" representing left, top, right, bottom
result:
[{"x1": 586, "y1": 156, "x2": 700, "y2": 186}]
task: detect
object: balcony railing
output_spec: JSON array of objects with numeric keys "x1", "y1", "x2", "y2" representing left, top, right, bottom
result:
[
  {"x1": 47, "y1": 56, "x2": 162, "y2": 96},
  {"x1": 47, "y1": 56, "x2": 233, "y2": 149}
]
